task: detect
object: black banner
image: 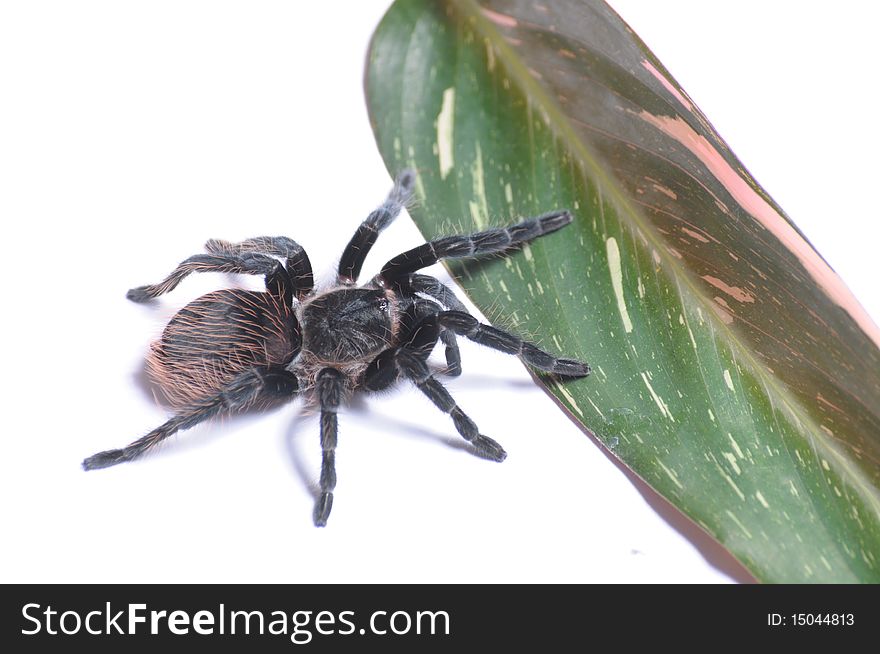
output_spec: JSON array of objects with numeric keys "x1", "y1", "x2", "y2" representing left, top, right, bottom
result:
[{"x1": 1, "y1": 584, "x2": 873, "y2": 649}]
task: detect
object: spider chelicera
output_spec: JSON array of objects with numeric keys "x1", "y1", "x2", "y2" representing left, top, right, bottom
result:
[{"x1": 83, "y1": 170, "x2": 590, "y2": 526}]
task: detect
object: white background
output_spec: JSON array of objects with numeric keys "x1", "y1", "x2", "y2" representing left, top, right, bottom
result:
[{"x1": 1, "y1": 1, "x2": 876, "y2": 584}]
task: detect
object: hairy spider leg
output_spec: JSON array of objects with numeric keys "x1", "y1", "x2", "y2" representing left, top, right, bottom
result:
[
  {"x1": 437, "y1": 330, "x2": 462, "y2": 377},
  {"x1": 205, "y1": 236, "x2": 314, "y2": 301},
  {"x1": 82, "y1": 366, "x2": 299, "y2": 470},
  {"x1": 393, "y1": 291, "x2": 461, "y2": 378},
  {"x1": 313, "y1": 368, "x2": 346, "y2": 527},
  {"x1": 377, "y1": 210, "x2": 572, "y2": 283},
  {"x1": 397, "y1": 273, "x2": 470, "y2": 377},
  {"x1": 402, "y1": 274, "x2": 468, "y2": 312},
  {"x1": 126, "y1": 252, "x2": 294, "y2": 305},
  {"x1": 436, "y1": 311, "x2": 591, "y2": 377},
  {"x1": 337, "y1": 169, "x2": 416, "y2": 284},
  {"x1": 363, "y1": 316, "x2": 507, "y2": 462}
]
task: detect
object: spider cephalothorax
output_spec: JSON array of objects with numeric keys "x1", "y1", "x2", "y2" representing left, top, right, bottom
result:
[
  {"x1": 83, "y1": 171, "x2": 590, "y2": 526},
  {"x1": 299, "y1": 287, "x2": 399, "y2": 363}
]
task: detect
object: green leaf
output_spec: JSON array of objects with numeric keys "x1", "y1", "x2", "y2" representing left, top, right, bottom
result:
[{"x1": 365, "y1": 0, "x2": 880, "y2": 582}]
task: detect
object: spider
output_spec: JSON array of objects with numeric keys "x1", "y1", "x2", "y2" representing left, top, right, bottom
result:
[{"x1": 83, "y1": 170, "x2": 591, "y2": 526}]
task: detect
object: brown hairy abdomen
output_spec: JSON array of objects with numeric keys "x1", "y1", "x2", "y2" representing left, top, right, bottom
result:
[{"x1": 147, "y1": 289, "x2": 299, "y2": 409}]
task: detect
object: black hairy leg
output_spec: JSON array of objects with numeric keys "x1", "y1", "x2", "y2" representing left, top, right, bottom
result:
[
  {"x1": 378, "y1": 210, "x2": 572, "y2": 283},
  {"x1": 337, "y1": 169, "x2": 416, "y2": 284},
  {"x1": 362, "y1": 304, "x2": 589, "y2": 462},
  {"x1": 399, "y1": 274, "x2": 469, "y2": 377},
  {"x1": 437, "y1": 311, "x2": 591, "y2": 377},
  {"x1": 313, "y1": 368, "x2": 346, "y2": 527},
  {"x1": 439, "y1": 330, "x2": 462, "y2": 377},
  {"x1": 83, "y1": 367, "x2": 298, "y2": 470},
  {"x1": 391, "y1": 349, "x2": 507, "y2": 462},
  {"x1": 126, "y1": 252, "x2": 293, "y2": 304},
  {"x1": 205, "y1": 236, "x2": 314, "y2": 301},
  {"x1": 402, "y1": 274, "x2": 469, "y2": 312},
  {"x1": 363, "y1": 317, "x2": 506, "y2": 461},
  {"x1": 394, "y1": 291, "x2": 461, "y2": 377}
]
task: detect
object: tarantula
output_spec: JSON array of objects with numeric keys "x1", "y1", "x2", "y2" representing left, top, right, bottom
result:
[{"x1": 83, "y1": 171, "x2": 590, "y2": 526}]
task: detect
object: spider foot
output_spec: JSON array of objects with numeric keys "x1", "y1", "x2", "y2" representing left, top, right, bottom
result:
[
  {"x1": 126, "y1": 286, "x2": 155, "y2": 303},
  {"x1": 313, "y1": 491, "x2": 333, "y2": 527},
  {"x1": 553, "y1": 359, "x2": 591, "y2": 377},
  {"x1": 82, "y1": 448, "x2": 131, "y2": 470},
  {"x1": 471, "y1": 434, "x2": 507, "y2": 462}
]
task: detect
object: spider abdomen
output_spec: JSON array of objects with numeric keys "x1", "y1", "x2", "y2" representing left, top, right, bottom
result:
[{"x1": 148, "y1": 289, "x2": 300, "y2": 408}]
